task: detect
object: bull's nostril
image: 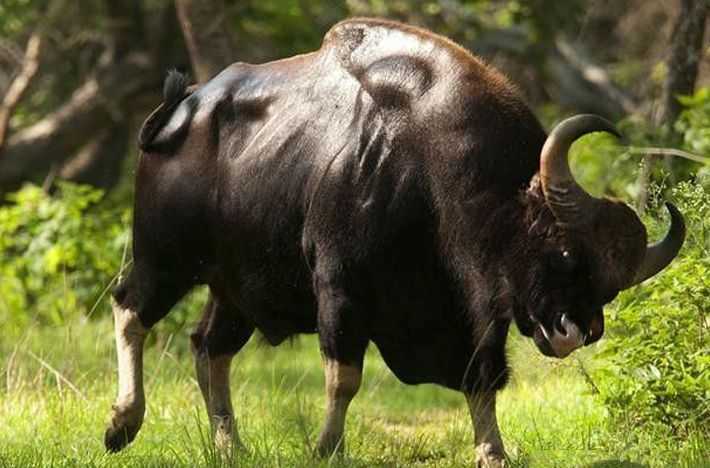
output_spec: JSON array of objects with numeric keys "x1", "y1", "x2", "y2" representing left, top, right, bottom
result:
[{"x1": 547, "y1": 315, "x2": 585, "y2": 358}]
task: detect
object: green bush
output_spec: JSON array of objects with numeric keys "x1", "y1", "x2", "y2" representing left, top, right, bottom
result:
[
  {"x1": 677, "y1": 87, "x2": 710, "y2": 158},
  {"x1": 592, "y1": 180, "x2": 709, "y2": 435},
  {"x1": 590, "y1": 89, "x2": 710, "y2": 435},
  {"x1": 0, "y1": 183, "x2": 130, "y2": 335}
]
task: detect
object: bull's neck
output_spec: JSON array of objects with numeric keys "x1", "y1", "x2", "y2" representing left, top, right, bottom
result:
[{"x1": 440, "y1": 178, "x2": 548, "y2": 322}]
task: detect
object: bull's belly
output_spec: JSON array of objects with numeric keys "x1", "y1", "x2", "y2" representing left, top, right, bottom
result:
[
  {"x1": 235, "y1": 289, "x2": 318, "y2": 346},
  {"x1": 371, "y1": 329, "x2": 472, "y2": 391},
  {"x1": 219, "y1": 266, "x2": 473, "y2": 390},
  {"x1": 250, "y1": 300, "x2": 318, "y2": 346},
  {"x1": 214, "y1": 257, "x2": 318, "y2": 346},
  {"x1": 255, "y1": 316, "x2": 318, "y2": 346},
  {"x1": 211, "y1": 210, "x2": 471, "y2": 387}
]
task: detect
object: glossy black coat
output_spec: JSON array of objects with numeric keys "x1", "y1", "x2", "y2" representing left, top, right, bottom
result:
[{"x1": 113, "y1": 19, "x2": 608, "y2": 395}]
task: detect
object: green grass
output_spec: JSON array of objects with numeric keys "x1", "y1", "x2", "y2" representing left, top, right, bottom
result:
[{"x1": 0, "y1": 317, "x2": 707, "y2": 468}]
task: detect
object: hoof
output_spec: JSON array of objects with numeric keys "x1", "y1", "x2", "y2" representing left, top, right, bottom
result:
[
  {"x1": 104, "y1": 422, "x2": 140, "y2": 452},
  {"x1": 104, "y1": 404, "x2": 143, "y2": 452},
  {"x1": 315, "y1": 433, "x2": 344, "y2": 458},
  {"x1": 212, "y1": 414, "x2": 236, "y2": 453},
  {"x1": 475, "y1": 442, "x2": 506, "y2": 468}
]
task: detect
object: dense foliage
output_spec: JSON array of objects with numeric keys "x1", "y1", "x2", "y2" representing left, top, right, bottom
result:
[
  {"x1": 593, "y1": 181, "x2": 709, "y2": 435},
  {"x1": 677, "y1": 87, "x2": 710, "y2": 158},
  {"x1": 0, "y1": 183, "x2": 129, "y2": 335},
  {"x1": 590, "y1": 89, "x2": 710, "y2": 435}
]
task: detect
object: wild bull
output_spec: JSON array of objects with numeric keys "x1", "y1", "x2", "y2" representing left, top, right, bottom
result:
[{"x1": 104, "y1": 18, "x2": 684, "y2": 466}]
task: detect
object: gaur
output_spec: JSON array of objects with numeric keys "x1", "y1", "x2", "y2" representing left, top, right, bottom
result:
[{"x1": 104, "y1": 18, "x2": 684, "y2": 467}]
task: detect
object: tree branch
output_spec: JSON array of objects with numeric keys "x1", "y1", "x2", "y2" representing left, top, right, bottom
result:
[
  {"x1": 0, "y1": 33, "x2": 42, "y2": 150},
  {"x1": 0, "y1": 52, "x2": 159, "y2": 191},
  {"x1": 59, "y1": 122, "x2": 129, "y2": 189},
  {"x1": 467, "y1": 28, "x2": 638, "y2": 120},
  {"x1": 551, "y1": 38, "x2": 638, "y2": 118}
]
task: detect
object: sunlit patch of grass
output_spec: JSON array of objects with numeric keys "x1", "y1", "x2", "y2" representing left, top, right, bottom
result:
[{"x1": 0, "y1": 319, "x2": 707, "y2": 467}]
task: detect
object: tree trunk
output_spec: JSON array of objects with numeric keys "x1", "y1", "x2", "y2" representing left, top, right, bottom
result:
[
  {"x1": 636, "y1": 0, "x2": 708, "y2": 212},
  {"x1": 175, "y1": 0, "x2": 235, "y2": 82},
  {"x1": 658, "y1": 0, "x2": 709, "y2": 126},
  {"x1": 105, "y1": 0, "x2": 146, "y2": 61}
]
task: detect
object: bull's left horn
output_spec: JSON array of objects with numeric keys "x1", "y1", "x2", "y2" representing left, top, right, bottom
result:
[
  {"x1": 540, "y1": 114, "x2": 622, "y2": 226},
  {"x1": 629, "y1": 202, "x2": 685, "y2": 286}
]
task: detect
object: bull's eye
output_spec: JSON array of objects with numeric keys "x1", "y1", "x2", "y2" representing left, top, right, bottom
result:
[{"x1": 551, "y1": 249, "x2": 577, "y2": 273}]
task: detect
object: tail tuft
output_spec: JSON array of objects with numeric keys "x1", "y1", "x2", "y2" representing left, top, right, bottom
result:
[
  {"x1": 138, "y1": 70, "x2": 193, "y2": 152},
  {"x1": 163, "y1": 69, "x2": 189, "y2": 108}
]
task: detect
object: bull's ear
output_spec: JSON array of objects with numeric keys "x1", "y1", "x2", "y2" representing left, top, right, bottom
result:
[{"x1": 138, "y1": 70, "x2": 195, "y2": 153}]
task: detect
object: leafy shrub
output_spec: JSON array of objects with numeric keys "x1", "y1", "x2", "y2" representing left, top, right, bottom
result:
[
  {"x1": 0, "y1": 183, "x2": 130, "y2": 335},
  {"x1": 583, "y1": 90, "x2": 709, "y2": 434},
  {"x1": 676, "y1": 87, "x2": 710, "y2": 158},
  {"x1": 592, "y1": 181, "x2": 709, "y2": 435}
]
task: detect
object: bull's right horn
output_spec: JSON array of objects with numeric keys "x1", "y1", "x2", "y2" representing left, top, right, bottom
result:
[{"x1": 629, "y1": 202, "x2": 685, "y2": 286}]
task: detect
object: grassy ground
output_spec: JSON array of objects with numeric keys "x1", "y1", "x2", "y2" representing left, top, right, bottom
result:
[{"x1": 0, "y1": 317, "x2": 707, "y2": 468}]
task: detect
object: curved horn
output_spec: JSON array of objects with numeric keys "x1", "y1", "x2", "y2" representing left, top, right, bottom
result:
[
  {"x1": 630, "y1": 202, "x2": 686, "y2": 286},
  {"x1": 540, "y1": 114, "x2": 622, "y2": 226}
]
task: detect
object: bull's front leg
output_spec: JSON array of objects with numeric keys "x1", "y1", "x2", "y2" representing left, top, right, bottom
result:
[
  {"x1": 105, "y1": 300, "x2": 148, "y2": 452},
  {"x1": 467, "y1": 391, "x2": 505, "y2": 468},
  {"x1": 313, "y1": 264, "x2": 368, "y2": 457},
  {"x1": 316, "y1": 359, "x2": 362, "y2": 456}
]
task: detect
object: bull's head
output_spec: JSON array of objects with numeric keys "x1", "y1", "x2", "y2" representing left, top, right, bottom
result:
[{"x1": 516, "y1": 115, "x2": 685, "y2": 358}]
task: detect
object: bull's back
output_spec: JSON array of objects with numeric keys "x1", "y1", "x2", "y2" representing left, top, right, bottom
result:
[{"x1": 324, "y1": 18, "x2": 544, "y2": 191}]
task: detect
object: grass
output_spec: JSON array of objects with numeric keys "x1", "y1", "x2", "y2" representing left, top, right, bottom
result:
[{"x1": 0, "y1": 315, "x2": 707, "y2": 468}]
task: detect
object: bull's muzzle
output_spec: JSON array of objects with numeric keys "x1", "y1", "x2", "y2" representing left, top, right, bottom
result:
[{"x1": 538, "y1": 314, "x2": 585, "y2": 358}]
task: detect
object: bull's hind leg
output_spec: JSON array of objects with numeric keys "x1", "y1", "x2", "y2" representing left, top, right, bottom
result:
[
  {"x1": 191, "y1": 294, "x2": 254, "y2": 452},
  {"x1": 314, "y1": 271, "x2": 368, "y2": 457},
  {"x1": 104, "y1": 265, "x2": 192, "y2": 452}
]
